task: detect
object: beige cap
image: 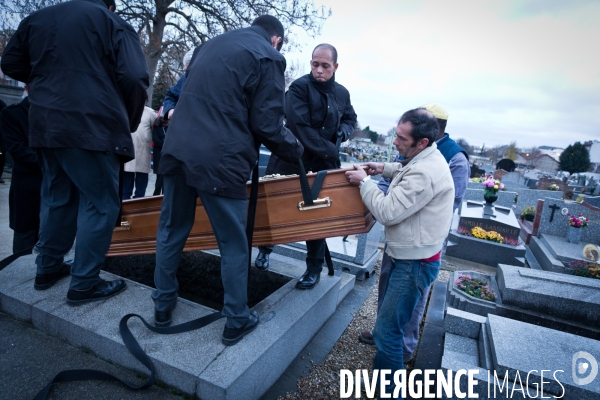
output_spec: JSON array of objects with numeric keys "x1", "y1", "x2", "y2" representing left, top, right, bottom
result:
[{"x1": 421, "y1": 103, "x2": 449, "y2": 120}]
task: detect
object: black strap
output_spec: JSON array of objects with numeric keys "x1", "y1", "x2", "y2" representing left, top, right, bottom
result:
[
  {"x1": 297, "y1": 159, "x2": 327, "y2": 206},
  {"x1": 324, "y1": 245, "x2": 334, "y2": 276},
  {"x1": 34, "y1": 311, "x2": 224, "y2": 399},
  {"x1": 246, "y1": 161, "x2": 260, "y2": 270},
  {"x1": 0, "y1": 247, "x2": 33, "y2": 271}
]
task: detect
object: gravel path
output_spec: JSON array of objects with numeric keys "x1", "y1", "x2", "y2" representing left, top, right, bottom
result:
[{"x1": 278, "y1": 261, "x2": 452, "y2": 399}]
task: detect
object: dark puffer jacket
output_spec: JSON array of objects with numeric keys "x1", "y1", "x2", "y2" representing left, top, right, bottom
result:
[
  {"x1": 266, "y1": 73, "x2": 357, "y2": 175},
  {"x1": 1, "y1": 0, "x2": 149, "y2": 161}
]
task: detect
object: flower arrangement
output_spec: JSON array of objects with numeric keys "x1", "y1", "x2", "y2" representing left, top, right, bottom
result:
[
  {"x1": 548, "y1": 183, "x2": 560, "y2": 191},
  {"x1": 455, "y1": 274, "x2": 496, "y2": 301},
  {"x1": 520, "y1": 206, "x2": 536, "y2": 221},
  {"x1": 567, "y1": 214, "x2": 588, "y2": 228},
  {"x1": 459, "y1": 226, "x2": 518, "y2": 246},
  {"x1": 482, "y1": 178, "x2": 504, "y2": 195},
  {"x1": 567, "y1": 260, "x2": 600, "y2": 280}
]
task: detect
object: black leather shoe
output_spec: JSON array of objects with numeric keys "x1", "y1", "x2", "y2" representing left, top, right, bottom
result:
[
  {"x1": 155, "y1": 303, "x2": 177, "y2": 327},
  {"x1": 66, "y1": 279, "x2": 127, "y2": 306},
  {"x1": 295, "y1": 270, "x2": 320, "y2": 290},
  {"x1": 222, "y1": 311, "x2": 259, "y2": 346},
  {"x1": 255, "y1": 252, "x2": 270, "y2": 270},
  {"x1": 34, "y1": 260, "x2": 73, "y2": 290}
]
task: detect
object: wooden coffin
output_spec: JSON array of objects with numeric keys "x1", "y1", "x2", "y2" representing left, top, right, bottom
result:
[{"x1": 107, "y1": 168, "x2": 375, "y2": 257}]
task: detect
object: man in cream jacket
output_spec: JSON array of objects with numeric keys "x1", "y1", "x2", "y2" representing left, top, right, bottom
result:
[{"x1": 346, "y1": 108, "x2": 454, "y2": 394}]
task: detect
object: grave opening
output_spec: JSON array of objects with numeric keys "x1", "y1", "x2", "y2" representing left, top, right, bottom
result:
[{"x1": 103, "y1": 251, "x2": 291, "y2": 309}]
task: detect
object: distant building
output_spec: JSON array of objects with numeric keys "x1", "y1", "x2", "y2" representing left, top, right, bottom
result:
[
  {"x1": 538, "y1": 145, "x2": 563, "y2": 160},
  {"x1": 531, "y1": 154, "x2": 559, "y2": 173},
  {"x1": 587, "y1": 140, "x2": 600, "y2": 173}
]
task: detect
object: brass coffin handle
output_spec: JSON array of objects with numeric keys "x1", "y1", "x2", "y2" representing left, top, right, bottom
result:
[
  {"x1": 114, "y1": 221, "x2": 131, "y2": 231},
  {"x1": 298, "y1": 197, "x2": 332, "y2": 211}
]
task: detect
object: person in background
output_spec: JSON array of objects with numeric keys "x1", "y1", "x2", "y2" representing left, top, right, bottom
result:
[
  {"x1": 123, "y1": 105, "x2": 156, "y2": 199},
  {"x1": 151, "y1": 16, "x2": 303, "y2": 347},
  {"x1": 0, "y1": 88, "x2": 43, "y2": 253},
  {"x1": 1, "y1": 0, "x2": 149, "y2": 303},
  {"x1": 161, "y1": 49, "x2": 195, "y2": 121},
  {"x1": 346, "y1": 108, "x2": 454, "y2": 393},
  {"x1": 255, "y1": 43, "x2": 357, "y2": 292}
]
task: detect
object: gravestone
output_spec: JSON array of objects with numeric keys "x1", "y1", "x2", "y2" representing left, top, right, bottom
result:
[
  {"x1": 500, "y1": 171, "x2": 521, "y2": 183},
  {"x1": 514, "y1": 190, "x2": 563, "y2": 217},
  {"x1": 535, "y1": 199, "x2": 600, "y2": 243},
  {"x1": 462, "y1": 189, "x2": 517, "y2": 211},
  {"x1": 459, "y1": 201, "x2": 520, "y2": 242},
  {"x1": 441, "y1": 312, "x2": 600, "y2": 399},
  {"x1": 445, "y1": 264, "x2": 600, "y2": 339},
  {"x1": 445, "y1": 201, "x2": 526, "y2": 267}
]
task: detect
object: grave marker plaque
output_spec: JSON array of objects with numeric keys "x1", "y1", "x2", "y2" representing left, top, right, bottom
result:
[{"x1": 458, "y1": 201, "x2": 520, "y2": 242}]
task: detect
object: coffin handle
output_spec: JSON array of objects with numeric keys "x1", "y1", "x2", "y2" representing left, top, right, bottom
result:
[
  {"x1": 298, "y1": 197, "x2": 332, "y2": 211},
  {"x1": 114, "y1": 221, "x2": 131, "y2": 231}
]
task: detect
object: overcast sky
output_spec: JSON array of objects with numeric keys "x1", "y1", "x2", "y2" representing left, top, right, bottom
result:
[{"x1": 285, "y1": 0, "x2": 600, "y2": 151}]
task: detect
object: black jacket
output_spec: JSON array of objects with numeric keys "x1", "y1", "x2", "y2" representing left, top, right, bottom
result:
[
  {"x1": 0, "y1": 96, "x2": 42, "y2": 231},
  {"x1": 1, "y1": 0, "x2": 149, "y2": 161},
  {"x1": 266, "y1": 73, "x2": 357, "y2": 175},
  {"x1": 159, "y1": 26, "x2": 303, "y2": 199}
]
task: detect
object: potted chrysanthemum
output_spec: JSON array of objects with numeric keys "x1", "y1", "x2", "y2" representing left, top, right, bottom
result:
[{"x1": 482, "y1": 178, "x2": 504, "y2": 205}]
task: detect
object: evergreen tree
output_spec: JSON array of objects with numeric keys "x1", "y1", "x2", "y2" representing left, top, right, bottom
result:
[{"x1": 559, "y1": 142, "x2": 590, "y2": 174}]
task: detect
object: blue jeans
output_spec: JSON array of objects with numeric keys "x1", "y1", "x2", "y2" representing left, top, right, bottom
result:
[{"x1": 373, "y1": 258, "x2": 440, "y2": 395}]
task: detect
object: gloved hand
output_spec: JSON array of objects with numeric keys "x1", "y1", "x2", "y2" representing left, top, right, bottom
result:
[{"x1": 337, "y1": 130, "x2": 349, "y2": 142}]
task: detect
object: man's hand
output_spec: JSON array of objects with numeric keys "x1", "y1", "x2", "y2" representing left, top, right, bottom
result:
[
  {"x1": 362, "y1": 162, "x2": 384, "y2": 176},
  {"x1": 345, "y1": 164, "x2": 368, "y2": 185},
  {"x1": 167, "y1": 109, "x2": 174, "y2": 120}
]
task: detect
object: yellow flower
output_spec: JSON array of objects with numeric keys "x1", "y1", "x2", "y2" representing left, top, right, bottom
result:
[{"x1": 494, "y1": 185, "x2": 499, "y2": 190}]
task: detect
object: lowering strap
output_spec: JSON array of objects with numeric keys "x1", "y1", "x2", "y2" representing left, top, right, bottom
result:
[
  {"x1": 0, "y1": 247, "x2": 33, "y2": 271},
  {"x1": 297, "y1": 160, "x2": 334, "y2": 276},
  {"x1": 34, "y1": 311, "x2": 225, "y2": 399},
  {"x1": 246, "y1": 161, "x2": 260, "y2": 270}
]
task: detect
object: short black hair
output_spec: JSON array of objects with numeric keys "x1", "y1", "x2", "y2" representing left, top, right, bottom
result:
[
  {"x1": 252, "y1": 15, "x2": 284, "y2": 50},
  {"x1": 312, "y1": 43, "x2": 338, "y2": 64},
  {"x1": 102, "y1": 0, "x2": 116, "y2": 10},
  {"x1": 399, "y1": 108, "x2": 439, "y2": 147}
]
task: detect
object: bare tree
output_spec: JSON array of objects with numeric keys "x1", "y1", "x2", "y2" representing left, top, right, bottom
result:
[{"x1": 1, "y1": 0, "x2": 331, "y2": 103}]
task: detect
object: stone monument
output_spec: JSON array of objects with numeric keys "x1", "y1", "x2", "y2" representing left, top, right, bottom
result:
[{"x1": 446, "y1": 201, "x2": 526, "y2": 267}]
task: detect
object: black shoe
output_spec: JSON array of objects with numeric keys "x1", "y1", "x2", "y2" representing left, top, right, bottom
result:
[
  {"x1": 66, "y1": 279, "x2": 127, "y2": 306},
  {"x1": 34, "y1": 260, "x2": 73, "y2": 290},
  {"x1": 295, "y1": 270, "x2": 320, "y2": 290},
  {"x1": 255, "y1": 252, "x2": 270, "y2": 270},
  {"x1": 0, "y1": 179, "x2": 5, "y2": 184},
  {"x1": 155, "y1": 303, "x2": 177, "y2": 327},
  {"x1": 222, "y1": 311, "x2": 259, "y2": 346}
]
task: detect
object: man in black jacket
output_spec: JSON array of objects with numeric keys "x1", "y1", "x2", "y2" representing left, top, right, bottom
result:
[
  {"x1": 152, "y1": 15, "x2": 303, "y2": 345},
  {"x1": 1, "y1": 0, "x2": 149, "y2": 304},
  {"x1": 0, "y1": 92, "x2": 43, "y2": 253},
  {"x1": 255, "y1": 43, "x2": 357, "y2": 290}
]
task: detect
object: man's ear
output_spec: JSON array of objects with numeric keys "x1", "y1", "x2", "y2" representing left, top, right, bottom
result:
[{"x1": 109, "y1": 5, "x2": 115, "y2": 12}]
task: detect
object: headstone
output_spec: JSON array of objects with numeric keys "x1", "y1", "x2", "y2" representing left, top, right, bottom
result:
[
  {"x1": 536, "y1": 199, "x2": 600, "y2": 243},
  {"x1": 501, "y1": 171, "x2": 521, "y2": 183},
  {"x1": 514, "y1": 190, "x2": 563, "y2": 217},
  {"x1": 446, "y1": 202, "x2": 526, "y2": 267},
  {"x1": 458, "y1": 201, "x2": 520, "y2": 242},
  {"x1": 462, "y1": 188, "x2": 517, "y2": 210},
  {"x1": 441, "y1": 311, "x2": 600, "y2": 399}
]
